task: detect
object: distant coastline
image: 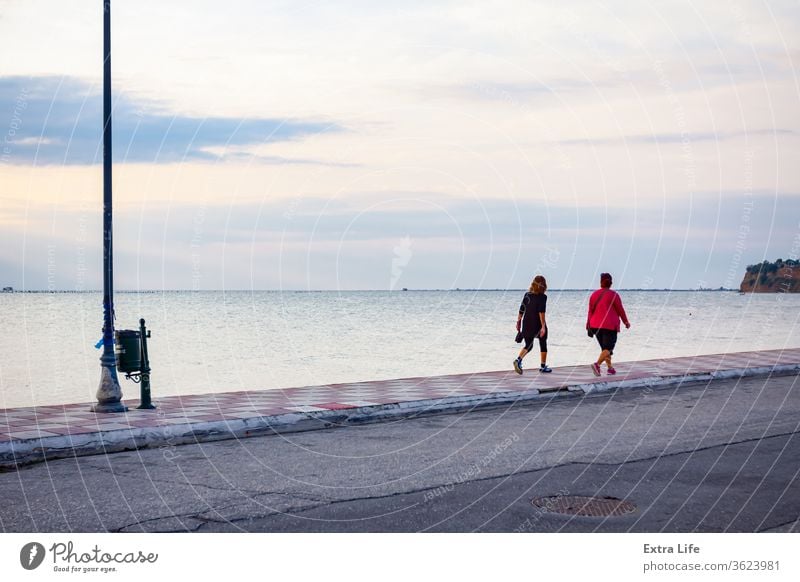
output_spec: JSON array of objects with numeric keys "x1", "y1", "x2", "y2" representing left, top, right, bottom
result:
[{"x1": 739, "y1": 259, "x2": 799, "y2": 293}]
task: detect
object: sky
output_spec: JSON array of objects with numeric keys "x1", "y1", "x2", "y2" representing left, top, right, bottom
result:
[{"x1": 1, "y1": 0, "x2": 799, "y2": 290}]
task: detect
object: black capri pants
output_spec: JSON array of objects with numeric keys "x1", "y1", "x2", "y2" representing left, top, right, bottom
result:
[{"x1": 524, "y1": 328, "x2": 548, "y2": 353}]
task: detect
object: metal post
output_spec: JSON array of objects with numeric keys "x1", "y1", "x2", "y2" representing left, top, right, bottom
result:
[
  {"x1": 93, "y1": 0, "x2": 126, "y2": 413},
  {"x1": 137, "y1": 318, "x2": 155, "y2": 409}
]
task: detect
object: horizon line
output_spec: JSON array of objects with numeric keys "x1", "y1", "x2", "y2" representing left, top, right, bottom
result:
[{"x1": 1, "y1": 287, "x2": 739, "y2": 293}]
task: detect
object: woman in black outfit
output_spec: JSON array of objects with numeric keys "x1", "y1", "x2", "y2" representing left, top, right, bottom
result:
[{"x1": 514, "y1": 275, "x2": 552, "y2": 374}]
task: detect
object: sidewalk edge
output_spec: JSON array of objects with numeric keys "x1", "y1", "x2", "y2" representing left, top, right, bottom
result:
[{"x1": 2, "y1": 362, "x2": 798, "y2": 470}]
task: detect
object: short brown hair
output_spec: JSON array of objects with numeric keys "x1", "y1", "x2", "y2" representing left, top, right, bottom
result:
[
  {"x1": 600, "y1": 273, "x2": 613, "y2": 288},
  {"x1": 529, "y1": 275, "x2": 547, "y2": 295}
]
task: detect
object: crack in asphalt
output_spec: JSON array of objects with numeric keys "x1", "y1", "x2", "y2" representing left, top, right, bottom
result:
[
  {"x1": 567, "y1": 428, "x2": 800, "y2": 467},
  {"x1": 111, "y1": 497, "x2": 254, "y2": 533},
  {"x1": 78, "y1": 461, "x2": 334, "y2": 504},
  {"x1": 758, "y1": 517, "x2": 800, "y2": 533},
  {"x1": 110, "y1": 488, "x2": 336, "y2": 533}
]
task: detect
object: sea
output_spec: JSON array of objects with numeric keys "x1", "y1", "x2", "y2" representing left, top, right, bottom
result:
[{"x1": 1, "y1": 290, "x2": 798, "y2": 409}]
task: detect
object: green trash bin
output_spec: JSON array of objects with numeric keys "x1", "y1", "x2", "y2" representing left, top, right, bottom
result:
[{"x1": 115, "y1": 329, "x2": 141, "y2": 374}]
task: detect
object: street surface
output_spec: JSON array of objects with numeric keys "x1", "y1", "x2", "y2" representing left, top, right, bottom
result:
[{"x1": 1, "y1": 373, "x2": 798, "y2": 532}]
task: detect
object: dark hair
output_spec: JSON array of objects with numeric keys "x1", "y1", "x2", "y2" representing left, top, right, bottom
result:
[
  {"x1": 529, "y1": 275, "x2": 547, "y2": 295},
  {"x1": 600, "y1": 273, "x2": 613, "y2": 288}
]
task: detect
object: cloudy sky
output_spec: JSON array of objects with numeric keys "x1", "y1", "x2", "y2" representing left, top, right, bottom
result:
[{"x1": 1, "y1": 0, "x2": 798, "y2": 290}]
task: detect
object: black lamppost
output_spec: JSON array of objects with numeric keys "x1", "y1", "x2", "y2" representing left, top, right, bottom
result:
[{"x1": 93, "y1": 0, "x2": 126, "y2": 413}]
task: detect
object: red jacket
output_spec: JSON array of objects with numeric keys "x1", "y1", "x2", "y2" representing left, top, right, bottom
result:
[{"x1": 587, "y1": 289, "x2": 629, "y2": 332}]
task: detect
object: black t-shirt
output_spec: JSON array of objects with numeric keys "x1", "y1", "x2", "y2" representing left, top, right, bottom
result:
[{"x1": 519, "y1": 292, "x2": 547, "y2": 334}]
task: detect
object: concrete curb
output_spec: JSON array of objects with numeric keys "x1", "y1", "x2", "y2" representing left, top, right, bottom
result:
[
  {"x1": 568, "y1": 363, "x2": 800, "y2": 395},
  {"x1": 0, "y1": 388, "x2": 570, "y2": 469},
  {"x1": 2, "y1": 362, "x2": 799, "y2": 470}
]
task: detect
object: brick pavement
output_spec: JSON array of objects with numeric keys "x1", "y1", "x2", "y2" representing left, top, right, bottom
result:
[{"x1": 1, "y1": 348, "x2": 798, "y2": 469}]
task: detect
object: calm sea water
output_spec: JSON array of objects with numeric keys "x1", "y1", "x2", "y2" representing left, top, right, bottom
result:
[{"x1": 1, "y1": 290, "x2": 798, "y2": 409}]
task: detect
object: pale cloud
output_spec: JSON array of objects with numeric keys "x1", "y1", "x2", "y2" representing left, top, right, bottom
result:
[{"x1": 0, "y1": 76, "x2": 342, "y2": 165}]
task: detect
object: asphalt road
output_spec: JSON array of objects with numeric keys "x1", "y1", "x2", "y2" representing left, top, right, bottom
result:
[{"x1": 1, "y1": 373, "x2": 798, "y2": 533}]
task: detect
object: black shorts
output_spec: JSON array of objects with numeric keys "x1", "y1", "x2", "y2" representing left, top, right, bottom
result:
[{"x1": 594, "y1": 329, "x2": 617, "y2": 354}]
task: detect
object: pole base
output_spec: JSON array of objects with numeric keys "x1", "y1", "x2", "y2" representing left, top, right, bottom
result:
[
  {"x1": 92, "y1": 401, "x2": 128, "y2": 413},
  {"x1": 136, "y1": 403, "x2": 156, "y2": 410},
  {"x1": 94, "y1": 361, "x2": 127, "y2": 413}
]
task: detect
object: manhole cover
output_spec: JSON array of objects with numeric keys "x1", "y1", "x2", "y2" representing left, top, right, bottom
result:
[{"x1": 532, "y1": 495, "x2": 636, "y2": 517}]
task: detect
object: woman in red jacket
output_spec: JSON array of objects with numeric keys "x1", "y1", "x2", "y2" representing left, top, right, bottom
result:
[{"x1": 586, "y1": 273, "x2": 630, "y2": 376}]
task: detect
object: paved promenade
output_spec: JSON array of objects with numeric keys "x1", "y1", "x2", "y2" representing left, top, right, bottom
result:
[{"x1": 2, "y1": 348, "x2": 799, "y2": 469}]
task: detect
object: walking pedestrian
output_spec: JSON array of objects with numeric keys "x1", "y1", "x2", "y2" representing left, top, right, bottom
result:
[
  {"x1": 513, "y1": 275, "x2": 552, "y2": 375},
  {"x1": 586, "y1": 272, "x2": 630, "y2": 376}
]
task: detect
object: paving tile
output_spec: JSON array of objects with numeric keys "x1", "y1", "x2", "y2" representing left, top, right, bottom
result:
[
  {"x1": 179, "y1": 414, "x2": 224, "y2": 421},
  {"x1": 253, "y1": 409, "x2": 293, "y2": 416},
  {"x1": 7, "y1": 430, "x2": 62, "y2": 439},
  {"x1": 224, "y1": 412, "x2": 264, "y2": 419},
  {"x1": 339, "y1": 400, "x2": 380, "y2": 408},
  {"x1": 59, "y1": 426, "x2": 103, "y2": 435},
  {"x1": 32, "y1": 424, "x2": 72, "y2": 431},
  {"x1": 453, "y1": 388, "x2": 493, "y2": 396},
  {"x1": 176, "y1": 411, "x2": 226, "y2": 418},
  {"x1": 92, "y1": 424, "x2": 135, "y2": 431},
  {"x1": 387, "y1": 394, "x2": 431, "y2": 402},
  {"x1": 284, "y1": 405, "x2": 331, "y2": 413},
  {"x1": 1, "y1": 420, "x2": 36, "y2": 428},
  {"x1": 1, "y1": 412, "x2": 38, "y2": 419},
  {"x1": 157, "y1": 414, "x2": 204, "y2": 421},
  {"x1": 314, "y1": 402, "x2": 357, "y2": 410}
]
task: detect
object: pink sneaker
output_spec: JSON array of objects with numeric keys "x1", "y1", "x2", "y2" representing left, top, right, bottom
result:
[
  {"x1": 591, "y1": 363, "x2": 601, "y2": 376},
  {"x1": 607, "y1": 367, "x2": 617, "y2": 375}
]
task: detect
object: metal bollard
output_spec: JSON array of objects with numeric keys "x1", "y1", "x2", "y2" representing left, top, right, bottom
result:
[{"x1": 136, "y1": 318, "x2": 155, "y2": 410}]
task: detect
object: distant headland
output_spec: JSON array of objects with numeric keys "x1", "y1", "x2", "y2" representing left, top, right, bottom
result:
[{"x1": 740, "y1": 259, "x2": 800, "y2": 293}]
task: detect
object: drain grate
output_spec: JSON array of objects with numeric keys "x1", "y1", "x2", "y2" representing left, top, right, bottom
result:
[{"x1": 532, "y1": 495, "x2": 636, "y2": 517}]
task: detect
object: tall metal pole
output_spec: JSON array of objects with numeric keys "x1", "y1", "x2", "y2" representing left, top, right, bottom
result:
[{"x1": 93, "y1": 0, "x2": 126, "y2": 413}]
